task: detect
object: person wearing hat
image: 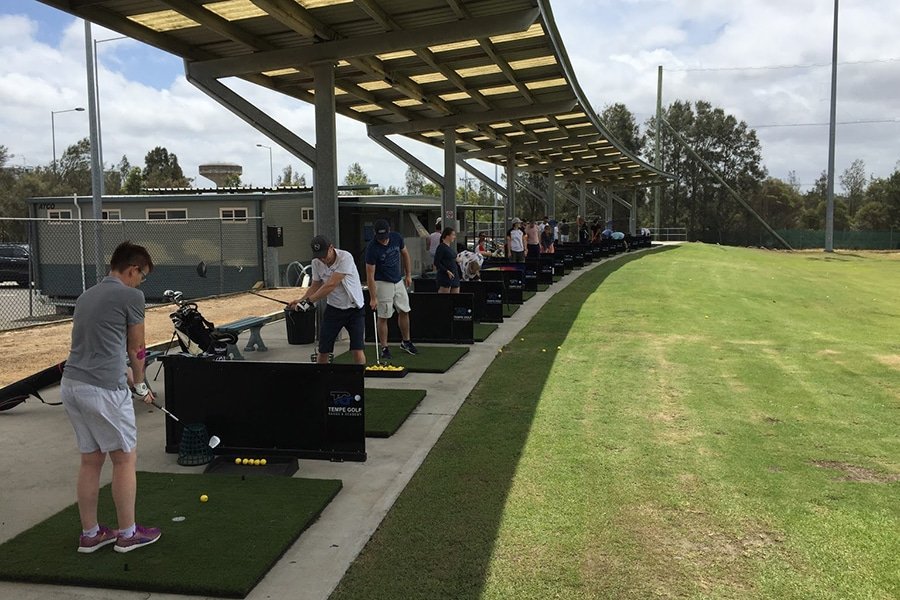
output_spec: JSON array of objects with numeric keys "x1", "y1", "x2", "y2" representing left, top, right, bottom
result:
[
  {"x1": 365, "y1": 218, "x2": 417, "y2": 361},
  {"x1": 506, "y1": 218, "x2": 525, "y2": 262},
  {"x1": 288, "y1": 235, "x2": 365, "y2": 365}
]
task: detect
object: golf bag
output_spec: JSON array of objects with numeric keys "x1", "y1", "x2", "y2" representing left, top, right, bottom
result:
[{"x1": 169, "y1": 303, "x2": 237, "y2": 359}]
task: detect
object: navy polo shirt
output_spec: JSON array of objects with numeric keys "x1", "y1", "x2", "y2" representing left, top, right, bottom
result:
[{"x1": 365, "y1": 232, "x2": 405, "y2": 283}]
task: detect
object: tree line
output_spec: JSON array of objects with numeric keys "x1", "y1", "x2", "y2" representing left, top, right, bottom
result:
[{"x1": 4, "y1": 102, "x2": 899, "y2": 246}]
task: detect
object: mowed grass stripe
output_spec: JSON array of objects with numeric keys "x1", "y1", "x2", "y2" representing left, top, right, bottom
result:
[{"x1": 331, "y1": 245, "x2": 900, "y2": 600}]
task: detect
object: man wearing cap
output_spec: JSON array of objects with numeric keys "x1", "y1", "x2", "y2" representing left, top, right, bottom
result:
[
  {"x1": 365, "y1": 219, "x2": 417, "y2": 361},
  {"x1": 288, "y1": 235, "x2": 365, "y2": 365}
]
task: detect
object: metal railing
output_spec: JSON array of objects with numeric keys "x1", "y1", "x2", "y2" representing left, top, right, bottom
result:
[
  {"x1": 0, "y1": 217, "x2": 264, "y2": 331},
  {"x1": 652, "y1": 227, "x2": 688, "y2": 241}
]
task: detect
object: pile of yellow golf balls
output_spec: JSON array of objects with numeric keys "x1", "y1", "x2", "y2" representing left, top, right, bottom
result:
[{"x1": 233, "y1": 457, "x2": 268, "y2": 466}]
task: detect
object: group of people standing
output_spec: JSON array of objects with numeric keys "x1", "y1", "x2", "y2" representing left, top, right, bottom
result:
[{"x1": 506, "y1": 216, "x2": 566, "y2": 262}]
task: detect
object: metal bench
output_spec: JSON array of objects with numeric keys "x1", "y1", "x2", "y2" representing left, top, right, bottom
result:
[{"x1": 217, "y1": 315, "x2": 272, "y2": 360}]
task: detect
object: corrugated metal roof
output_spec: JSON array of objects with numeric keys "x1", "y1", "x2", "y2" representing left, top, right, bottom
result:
[{"x1": 38, "y1": 0, "x2": 670, "y2": 187}]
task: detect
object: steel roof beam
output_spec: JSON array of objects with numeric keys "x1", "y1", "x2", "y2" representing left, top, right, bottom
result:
[
  {"x1": 456, "y1": 158, "x2": 506, "y2": 198},
  {"x1": 368, "y1": 133, "x2": 444, "y2": 189},
  {"x1": 190, "y1": 8, "x2": 540, "y2": 79},
  {"x1": 186, "y1": 69, "x2": 317, "y2": 168},
  {"x1": 368, "y1": 100, "x2": 576, "y2": 137}
]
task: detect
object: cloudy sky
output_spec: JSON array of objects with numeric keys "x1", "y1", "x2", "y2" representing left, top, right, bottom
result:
[{"x1": 2, "y1": 0, "x2": 898, "y2": 192}]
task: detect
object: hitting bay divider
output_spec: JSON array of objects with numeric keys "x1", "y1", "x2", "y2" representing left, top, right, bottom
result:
[
  {"x1": 160, "y1": 356, "x2": 366, "y2": 461},
  {"x1": 362, "y1": 289, "x2": 474, "y2": 345},
  {"x1": 0, "y1": 472, "x2": 342, "y2": 599}
]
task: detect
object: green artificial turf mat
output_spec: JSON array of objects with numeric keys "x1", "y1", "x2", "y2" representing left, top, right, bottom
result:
[
  {"x1": 522, "y1": 291, "x2": 536, "y2": 302},
  {"x1": 365, "y1": 389, "x2": 427, "y2": 437},
  {"x1": 536, "y1": 283, "x2": 550, "y2": 292},
  {"x1": 334, "y1": 345, "x2": 469, "y2": 373},
  {"x1": 0, "y1": 472, "x2": 341, "y2": 598},
  {"x1": 502, "y1": 304, "x2": 520, "y2": 318},
  {"x1": 474, "y1": 323, "x2": 498, "y2": 342}
]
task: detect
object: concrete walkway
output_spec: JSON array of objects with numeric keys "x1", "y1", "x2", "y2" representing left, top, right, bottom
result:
[{"x1": 0, "y1": 246, "x2": 660, "y2": 600}]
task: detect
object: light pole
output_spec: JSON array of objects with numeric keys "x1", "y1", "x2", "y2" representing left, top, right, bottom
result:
[
  {"x1": 256, "y1": 144, "x2": 273, "y2": 188},
  {"x1": 93, "y1": 35, "x2": 127, "y2": 194},
  {"x1": 51, "y1": 107, "x2": 85, "y2": 172}
]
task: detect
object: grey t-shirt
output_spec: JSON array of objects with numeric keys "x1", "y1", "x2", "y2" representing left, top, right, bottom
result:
[{"x1": 63, "y1": 276, "x2": 145, "y2": 391}]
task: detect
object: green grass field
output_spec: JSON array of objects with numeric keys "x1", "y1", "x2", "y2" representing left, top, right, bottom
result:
[{"x1": 331, "y1": 245, "x2": 900, "y2": 600}]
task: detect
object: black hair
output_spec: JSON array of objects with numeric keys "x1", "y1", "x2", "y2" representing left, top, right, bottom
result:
[
  {"x1": 110, "y1": 241, "x2": 153, "y2": 274},
  {"x1": 440, "y1": 227, "x2": 456, "y2": 241}
]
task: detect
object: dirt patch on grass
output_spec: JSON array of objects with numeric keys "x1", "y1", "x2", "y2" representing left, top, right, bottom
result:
[
  {"x1": 0, "y1": 287, "x2": 304, "y2": 387},
  {"x1": 874, "y1": 354, "x2": 900, "y2": 371},
  {"x1": 817, "y1": 349, "x2": 842, "y2": 357},
  {"x1": 618, "y1": 503, "x2": 784, "y2": 596},
  {"x1": 812, "y1": 461, "x2": 900, "y2": 483}
]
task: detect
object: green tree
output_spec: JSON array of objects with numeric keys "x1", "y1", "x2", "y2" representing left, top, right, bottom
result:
[
  {"x1": 645, "y1": 100, "x2": 767, "y2": 244},
  {"x1": 840, "y1": 159, "x2": 868, "y2": 216},
  {"x1": 405, "y1": 166, "x2": 426, "y2": 195},
  {"x1": 343, "y1": 162, "x2": 372, "y2": 194},
  {"x1": 122, "y1": 167, "x2": 143, "y2": 195},
  {"x1": 222, "y1": 173, "x2": 242, "y2": 187},
  {"x1": 57, "y1": 137, "x2": 93, "y2": 194},
  {"x1": 599, "y1": 103, "x2": 645, "y2": 156},
  {"x1": 860, "y1": 168, "x2": 900, "y2": 230},
  {"x1": 142, "y1": 146, "x2": 190, "y2": 188},
  {"x1": 276, "y1": 165, "x2": 307, "y2": 187}
]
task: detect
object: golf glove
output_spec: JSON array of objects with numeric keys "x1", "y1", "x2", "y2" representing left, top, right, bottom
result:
[
  {"x1": 133, "y1": 382, "x2": 150, "y2": 398},
  {"x1": 296, "y1": 299, "x2": 314, "y2": 312}
]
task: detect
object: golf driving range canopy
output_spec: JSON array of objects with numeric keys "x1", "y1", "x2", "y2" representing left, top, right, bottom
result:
[{"x1": 39, "y1": 0, "x2": 667, "y2": 187}]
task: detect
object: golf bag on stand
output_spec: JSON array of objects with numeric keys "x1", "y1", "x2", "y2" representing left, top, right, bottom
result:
[{"x1": 165, "y1": 291, "x2": 237, "y2": 360}]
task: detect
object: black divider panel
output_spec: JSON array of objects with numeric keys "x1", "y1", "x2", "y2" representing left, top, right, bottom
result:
[
  {"x1": 161, "y1": 357, "x2": 365, "y2": 461},
  {"x1": 525, "y1": 258, "x2": 555, "y2": 284},
  {"x1": 413, "y1": 278, "x2": 504, "y2": 323},
  {"x1": 363, "y1": 289, "x2": 474, "y2": 344},
  {"x1": 480, "y1": 269, "x2": 524, "y2": 304}
]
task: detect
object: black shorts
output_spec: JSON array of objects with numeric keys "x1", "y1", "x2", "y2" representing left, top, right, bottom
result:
[
  {"x1": 318, "y1": 305, "x2": 365, "y2": 353},
  {"x1": 436, "y1": 272, "x2": 460, "y2": 288}
]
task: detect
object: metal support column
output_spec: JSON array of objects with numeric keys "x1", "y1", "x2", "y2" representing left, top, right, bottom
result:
[
  {"x1": 578, "y1": 181, "x2": 587, "y2": 221},
  {"x1": 84, "y1": 21, "x2": 104, "y2": 284},
  {"x1": 546, "y1": 169, "x2": 556, "y2": 219},
  {"x1": 506, "y1": 152, "x2": 516, "y2": 227},
  {"x1": 654, "y1": 65, "x2": 663, "y2": 233},
  {"x1": 443, "y1": 129, "x2": 457, "y2": 228},
  {"x1": 313, "y1": 62, "x2": 338, "y2": 246},
  {"x1": 629, "y1": 189, "x2": 637, "y2": 235},
  {"x1": 604, "y1": 190, "x2": 613, "y2": 223}
]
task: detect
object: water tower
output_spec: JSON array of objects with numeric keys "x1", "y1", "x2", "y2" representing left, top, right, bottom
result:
[{"x1": 199, "y1": 162, "x2": 242, "y2": 187}]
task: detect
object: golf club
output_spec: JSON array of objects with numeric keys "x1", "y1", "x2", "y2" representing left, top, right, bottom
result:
[
  {"x1": 372, "y1": 310, "x2": 381, "y2": 365},
  {"x1": 150, "y1": 400, "x2": 222, "y2": 449},
  {"x1": 248, "y1": 290, "x2": 288, "y2": 305},
  {"x1": 151, "y1": 399, "x2": 181, "y2": 422}
]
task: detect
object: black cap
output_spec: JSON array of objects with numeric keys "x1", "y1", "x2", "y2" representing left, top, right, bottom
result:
[
  {"x1": 310, "y1": 235, "x2": 331, "y2": 258},
  {"x1": 373, "y1": 219, "x2": 390, "y2": 241}
]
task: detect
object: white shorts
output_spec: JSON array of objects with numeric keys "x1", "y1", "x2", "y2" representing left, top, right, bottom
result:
[
  {"x1": 61, "y1": 378, "x2": 137, "y2": 454},
  {"x1": 374, "y1": 280, "x2": 411, "y2": 319}
]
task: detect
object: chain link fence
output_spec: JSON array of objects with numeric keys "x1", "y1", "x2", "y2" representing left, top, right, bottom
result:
[{"x1": 0, "y1": 217, "x2": 264, "y2": 332}]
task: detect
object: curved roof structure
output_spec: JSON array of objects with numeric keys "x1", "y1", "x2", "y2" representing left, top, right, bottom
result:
[{"x1": 39, "y1": 0, "x2": 669, "y2": 187}]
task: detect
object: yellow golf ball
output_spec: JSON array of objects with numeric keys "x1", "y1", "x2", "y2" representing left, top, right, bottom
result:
[
  {"x1": 242, "y1": 458, "x2": 250, "y2": 465},
  {"x1": 234, "y1": 457, "x2": 242, "y2": 465},
  {"x1": 542, "y1": 348, "x2": 546, "y2": 352},
  {"x1": 253, "y1": 459, "x2": 261, "y2": 466},
  {"x1": 260, "y1": 459, "x2": 267, "y2": 466},
  {"x1": 200, "y1": 494, "x2": 208, "y2": 503}
]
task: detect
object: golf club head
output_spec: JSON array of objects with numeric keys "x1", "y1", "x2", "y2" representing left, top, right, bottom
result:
[
  {"x1": 208, "y1": 435, "x2": 221, "y2": 449},
  {"x1": 163, "y1": 289, "x2": 175, "y2": 298},
  {"x1": 196, "y1": 262, "x2": 208, "y2": 278}
]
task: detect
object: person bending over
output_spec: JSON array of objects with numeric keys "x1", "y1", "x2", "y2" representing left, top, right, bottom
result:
[{"x1": 289, "y1": 235, "x2": 366, "y2": 365}]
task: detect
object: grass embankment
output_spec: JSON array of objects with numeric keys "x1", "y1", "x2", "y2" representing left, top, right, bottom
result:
[{"x1": 332, "y1": 245, "x2": 899, "y2": 600}]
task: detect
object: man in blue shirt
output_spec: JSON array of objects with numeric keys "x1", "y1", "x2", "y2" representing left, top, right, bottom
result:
[{"x1": 365, "y1": 219, "x2": 417, "y2": 360}]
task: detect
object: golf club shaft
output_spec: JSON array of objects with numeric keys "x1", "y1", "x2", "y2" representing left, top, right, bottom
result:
[
  {"x1": 151, "y1": 400, "x2": 180, "y2": 422},
  {"x1": 249, "y1": 290, "x2": 288, "y2": 305},
  {"x1": 372, "y1": 310, "x2": 380, "y2": 365}
]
